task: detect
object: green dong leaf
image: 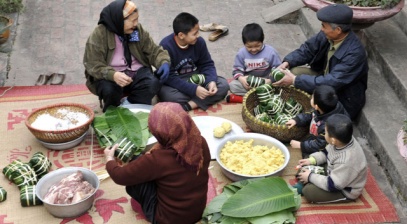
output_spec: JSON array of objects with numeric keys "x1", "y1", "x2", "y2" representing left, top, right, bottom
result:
[{"x1": 221, "y1": 177, "x2": 297, "y2": 218}]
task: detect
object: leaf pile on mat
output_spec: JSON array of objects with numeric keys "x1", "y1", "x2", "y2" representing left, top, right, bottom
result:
[
  {"x1": 2, "y1": 152, "x2": 52, "y2": 206},
  {"x1": 202, "y1": 177, "x2": 301, "y2": 224},
  {"x1": 92, "y1": 106, "x2": 151, "y2": 163}
]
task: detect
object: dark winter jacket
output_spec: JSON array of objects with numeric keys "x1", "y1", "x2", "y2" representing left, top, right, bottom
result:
[
  {"x1": 159, "y1": 34, "x2": 217, "y2": 97},
  {"x1": 284, "y1": 31, "x2": 368, "y2": 119},
  {"x1": 83, "y1": 24, "x2": 170, "y2": 95},
  {"x1": 294, "y1": 102, "x2": 349, "y2": 155}
]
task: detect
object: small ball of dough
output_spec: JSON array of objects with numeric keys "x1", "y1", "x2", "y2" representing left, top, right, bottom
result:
[
  {"x1": 213, "y1": 126, "x2": 226, "y2": 138},
  {"x1": 221, "y1": 122, "x2": 232, "y2": 133}
]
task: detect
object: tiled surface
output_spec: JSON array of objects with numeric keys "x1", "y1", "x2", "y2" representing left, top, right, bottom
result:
[{"x1": 2, "y1": 0, "x2": 306, "y2": 87}]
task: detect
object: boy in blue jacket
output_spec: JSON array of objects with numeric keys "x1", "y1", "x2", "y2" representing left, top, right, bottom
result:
[
  {"x1": 286, "y1": 85, "x2": 349, "y2": 158},
  {"x1": 158, "y1": 12, "x2": 229, "y2": 111}
]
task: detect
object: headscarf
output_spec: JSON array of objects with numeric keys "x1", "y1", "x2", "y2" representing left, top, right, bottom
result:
[
  {"x1": 123, "y1": 1, "x2": 137, "y2": 18},
  {"x1": 98, "y1": 0, "x2": 137, "y2": 68},
  {"x1": 148, "y1": 102, "x2": 204, "y2": 175}
]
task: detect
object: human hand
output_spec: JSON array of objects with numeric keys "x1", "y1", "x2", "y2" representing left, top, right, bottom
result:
[
  {"x1": 277, "y1": 62, "x2": 290, "y2": 70},
  {"x1": 196, "y1": 86, "x2": 210, "y2": 99},
  {"x1": 290, "y1": 140, "x2": 301, "y2": 149},
  {"x1": 156, "y1": 63, "x2": 170, "y2": 84},
  {"x1": 114, "y1": 72, "x2": 133, "y2": 87},
  {"x1": 104, "y1": 144, "x2": 118, "y2": 162},
  {"x1": 238, "y1": 76, "x2": 250, "y2": 90},
  {"x1": 272, "y1": 69, "x2": 295, "y2": 87},
  {"x1": 286, "y1": 119, "x2": 297, "y2": 129},
  {"x1": 207, "y1": 81, "x2": 218, "y2": 95},
  {"x1": 297, "y1": 169, "x2": 311, "y2": 184},
  {"x1": 298, "y1": 158, "x2": 311, "y2": 166}
]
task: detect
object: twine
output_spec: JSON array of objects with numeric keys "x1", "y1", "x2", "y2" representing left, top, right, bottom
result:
[{"x1": 0, "y1": 86, "x2": 14, "y2": 97}]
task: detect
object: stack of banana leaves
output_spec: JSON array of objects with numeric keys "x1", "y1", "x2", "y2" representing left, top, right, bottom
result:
[
  {"x1": 2, "y1": 152, "x2": 52, "y2": 206},
  {"x1": 92, "y1": 106, "x2": 151, "y2": 163},
  {"x1": 202, "y1": 177, "x2": 301, "y2": 224}
]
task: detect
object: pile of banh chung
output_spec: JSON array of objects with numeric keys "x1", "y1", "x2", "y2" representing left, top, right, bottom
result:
[
  {"x1": 2, "y1": 152, "x2": 52, "y2": 206},
  {"x1": 247, "y1": 77, "x2": 303, "y2": 125}
]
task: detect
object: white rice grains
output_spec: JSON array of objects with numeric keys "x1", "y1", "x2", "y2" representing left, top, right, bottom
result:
[{"x1": 30, "y1": 108, "x2": 89, "y2": 131}]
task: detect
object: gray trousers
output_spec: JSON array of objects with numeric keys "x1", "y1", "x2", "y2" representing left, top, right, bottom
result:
[
  {"x1": 158, "y1": 74, "x2": 229, "y2": 110},
  {"x1": 229, "y1": 79, "x2": 248, "y2": 96},
  {"x1": 229, "y1": 69, "x2": 271, "y2": 96},
  {"x1": 303, "y1": 183, "x2": 354, "y2": 204}
]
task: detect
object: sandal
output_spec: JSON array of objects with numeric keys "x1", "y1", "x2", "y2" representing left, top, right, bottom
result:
[
  {"x1": 208, "y1": 26, "x2": 229, "y2": 42},
  {"x1": 35, "y1": 74, "x2": 52, "y2": 86},
  {"x1": 199, "y1": 23, "x2": 219, "y2": 32},
  {"x1": 49, "y1": 73, "x2": 66, "y2": 85}
]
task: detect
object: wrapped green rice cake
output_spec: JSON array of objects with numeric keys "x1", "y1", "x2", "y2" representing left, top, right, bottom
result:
[
  {"x1": 284, "y1": 97, "x2": 303, "y2": 117},
  {"x1": 29, "y1": 152, "x2": 52, "y2": 179},
  {"x1": 20, "y1": 185, "x2": 42, "y2": 207},
  {"x1": 188, "y1": 74, "x2": 206, "y2": 86},
  {"x1": 3, "y1": 159, "x2": 24, "y2": 180},
  {"x1": 114, "y1": 137, "x2": 138, "y2": 163},
  {"x1": 0, "y1": 186, "x2": 6, "y2": 202},
  {"x1": 247, "y1": 75, "x2": 265, "y2": 88},
  {"x1": 10, "y1": 163, "x2": 37, "y2": 188}
]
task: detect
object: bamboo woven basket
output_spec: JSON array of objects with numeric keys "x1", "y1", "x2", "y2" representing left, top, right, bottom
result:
[
  {"x1": 242, "y1": 87, "x2": 312, "y2": 143},
  {"x1": 25, "y1": 103, "x2": 95, "y2": 143}
]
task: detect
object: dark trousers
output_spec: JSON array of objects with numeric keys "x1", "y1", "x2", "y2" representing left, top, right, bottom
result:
[
  {"x1": 95, "y1": 67, "x2": 161, "y2": 112},
  {"x1": 158, "y1": 73, "x2": 229, "y2": 110},
  {"x1": 125, "y1": 154, "x2": 157, "y2": 223},
  {"x1": 126, "y1": 182, "x2": 157, "y2": 223}
]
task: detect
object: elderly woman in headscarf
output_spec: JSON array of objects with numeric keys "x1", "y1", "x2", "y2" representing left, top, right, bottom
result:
[
  {"x1": 84, "y1": 0, "x2": 171, "y2": 112},
  {"x1": 104, "y1": 102, "x2": 211, "y2": 224}
]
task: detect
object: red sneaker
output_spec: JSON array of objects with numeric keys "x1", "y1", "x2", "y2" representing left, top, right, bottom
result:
[{"x1": 226, "y1": 94, "x2": 243, "y2": 103}]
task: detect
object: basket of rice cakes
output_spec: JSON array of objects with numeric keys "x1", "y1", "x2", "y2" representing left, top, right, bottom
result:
[{"x1": 242, "y1": 84, "x2": 312, "y2": 143}]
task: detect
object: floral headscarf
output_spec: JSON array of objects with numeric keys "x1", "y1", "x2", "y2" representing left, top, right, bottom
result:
[
  {"x1": 98, "y1": 0, "x2": 137, "y2": 68},
  {"x1": 148, "y1": 102, "x2": 204, "y2": 175}
]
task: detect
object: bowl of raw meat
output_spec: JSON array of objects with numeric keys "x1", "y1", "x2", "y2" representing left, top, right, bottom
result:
[{"x1": 35, "y1": 167, "x2": 99, "y2": 218}]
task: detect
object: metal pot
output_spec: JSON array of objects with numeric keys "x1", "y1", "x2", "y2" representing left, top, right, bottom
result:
[
  {"x1": 35, "y1": 167, "x2": 100, "y2": 218},
  {"x1": 216, "y1": 133, "x2": 290, "y2": 182}
]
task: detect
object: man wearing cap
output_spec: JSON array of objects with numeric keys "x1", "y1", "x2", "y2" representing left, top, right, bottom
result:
[
  {"x1": 84, "y1": 0, "x2": 171, "y2": 112},
  {"x1": 273, "y1": 4, "x2": 368, "y2": 120}
]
